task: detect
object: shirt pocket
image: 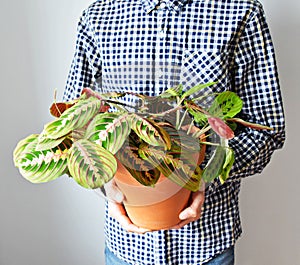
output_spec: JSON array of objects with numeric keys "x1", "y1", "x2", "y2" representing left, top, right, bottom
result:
[{"x1": 180, "y1": 49, "x2": 229, "y2": 95}]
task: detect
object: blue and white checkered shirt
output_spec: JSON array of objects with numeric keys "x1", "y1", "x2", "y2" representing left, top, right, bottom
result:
[{"x1": 64, "y1": 0, "x2": 285, "y2": 263}]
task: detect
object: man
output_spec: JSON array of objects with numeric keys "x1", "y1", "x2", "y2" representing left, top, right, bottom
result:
[{"x1": 63, "y1": 0, "x2": 285, "y2": 264}]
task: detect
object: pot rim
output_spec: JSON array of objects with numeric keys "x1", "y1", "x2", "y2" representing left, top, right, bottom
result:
[{"x1": 114, "y1": 164, "x2": 185, "y2": 206}]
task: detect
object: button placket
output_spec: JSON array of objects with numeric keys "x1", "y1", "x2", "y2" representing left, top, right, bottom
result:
[
  {"x1": 157, "y1": 9, "x2": 165, "y2": 37},
  {"x1": 154, "y1": 6, "x2": 168, "y2": 94}
]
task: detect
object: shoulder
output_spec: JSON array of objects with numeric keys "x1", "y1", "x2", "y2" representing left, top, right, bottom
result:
[
  {"x1": 82, "y1": 0, "x2": 120, "y2": 17},
  {"x1": 81, "y1": 0, "x2": 105, "y2": 18},
  {"x1": 80, "y1": 0, "x2": 131, "y2": 22},
  {"x1": 78, "y1": 0, "x2": 116, "y2": 30},
  {"x1": 198, "y1": 0, "x2": 264, "y2": 12},
  {"x1": 231, "y1": 0, "x2": 264, "y2": 13},
  {"x1": 230, "y1": 0, "x2": 264, "y2": 14},
  {"x1": 206, "y1": 0, "x2": 266, "y2": 22}
]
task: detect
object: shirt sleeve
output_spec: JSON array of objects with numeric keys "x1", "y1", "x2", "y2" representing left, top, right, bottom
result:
[
  {"x1": 228, "y1": 5, "x2": 286, "y2": 179},
  {"x1": 63, "y1": 10, "x2": 102, "y2": 101}
]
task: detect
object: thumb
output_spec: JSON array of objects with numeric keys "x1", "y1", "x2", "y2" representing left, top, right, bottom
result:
[{"x1": 104, "y1": 179, "x2": 124, "y2": 203}]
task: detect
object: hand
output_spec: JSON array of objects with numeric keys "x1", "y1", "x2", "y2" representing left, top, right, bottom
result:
[
  {"x1": 93, "y1": 179, "x2": 124, "y2": 203},
  {"x1": 170, "y1": 189, "x2": 205, "y2": 229},
  {"x1": 104, "y1": 179, "x2": 124, "y2": 203},
  {"x1": 108, "y1": 201, "x2": 151, "y2": 234},
  {"x1": 105, "y1": 177, "x2": 151, "y2": 234}
]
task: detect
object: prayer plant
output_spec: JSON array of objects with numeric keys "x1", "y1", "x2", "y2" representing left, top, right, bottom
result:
[{"x1": 13, "y1": 83, "x2": 272, "y2": 192}]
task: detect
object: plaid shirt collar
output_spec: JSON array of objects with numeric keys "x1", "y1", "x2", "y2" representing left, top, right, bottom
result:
[{"x1": 140, "y1": 0, "x2": 188, "y2": 14}]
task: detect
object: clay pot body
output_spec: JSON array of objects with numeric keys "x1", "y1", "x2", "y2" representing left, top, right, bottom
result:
[
  {"x1": 114, "y1": 133, "x2": 206, "y2": 230},
  {"x1": 114, "y1": 161, "x2": 192, "y2": 230}
]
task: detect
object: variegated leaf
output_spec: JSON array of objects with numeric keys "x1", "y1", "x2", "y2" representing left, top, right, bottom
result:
[
  {"x1": 44, "y1": 96, "x2": 102, "y2": 139},
  {"x1": 184, "y1": 100, "x2": 208, "y2": 126},
  {"x1": 71, "y1": 128, "x2": 88, "y2": 141},
  {"x1": 14, "y1": 135, "x2": 69, "y2": 183},
  {"x1": 158, "y1": 122, "x2": 202, "y2": 152},
  {"x1": 85, "y1": 112, "x2": 131, "y2": 154},
  {"x1": 13, "y1": 134, "x2": 39, "y2": 166},
  {"x1": 50, "y1": 102, "x2": 76, "y2": 117},
  {"x1": 219, "y1": 147, "x2": 235, "y2": 184},
  {"x1": 182, "y1": 82, "x2": 216, "y2": 99},
  {"x1": 209, "y1": 91, "x2": 243, "y2": 118},
  {"x1": 116, "y1": 133, "x2": 160, "y2": 186},
  {"x1": 145, "y1": 98, "x2": 174, "y2": 115},
  {"x1": 208, "y1": 117, "x2": 235, "y2": 139},
  {"x1": 68, "y1": 139, "x2": 117, "y2": 189},
  {"x1": 130, "y1": 114, "x2": 171, "y2": 150},
  {"x1": 138, "y1": 145, "x2": 202, "y2": 192},
  {"x1": 202, "y1": 145, "x2": 227, "y2": 182},
  {"x1": 36, "y1": 134, "x2": 72, "y2": 151},
  {"x1": 159, "y1": 84, "x2": 183, "y2": 98}
]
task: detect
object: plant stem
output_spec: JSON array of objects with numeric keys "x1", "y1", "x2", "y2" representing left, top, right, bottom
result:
[
  {"x1": 192, "y1": 124, "x2": 211, "y2": 138},
  {"x1": 177, "y1": 109, "x2": 189, "y2": 130},
  {"x1": 147, "y1": 105, "x2": 183, "y2": 117},
  {"x1": 186, "y1": 121, "x2": 194, "y2": 135}
]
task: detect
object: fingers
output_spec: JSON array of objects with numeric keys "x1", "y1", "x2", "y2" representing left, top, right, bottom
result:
[
  {"x1": 170, "y1": 190, "x2": 205, "y2": 229},
  {"x1": 104, "y1": 179, "x2": 124, "y2": 203},
  {"x1": 107, "y1": 187, "x2": 205, "y2": 232},
  {"x1": 179, "y1": 190, "x2": 205, "y2": 219},
  {"x1": 102, "y1": 180, "x2": 151, "y2": 234},
  {"x1": 108, "y1": 201, "x2": 151, "y2": 234}
]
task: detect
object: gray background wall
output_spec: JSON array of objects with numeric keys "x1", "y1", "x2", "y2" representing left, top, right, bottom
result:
[{"x1": 0, "y1": 0, "x2": 298, "y2": 264}]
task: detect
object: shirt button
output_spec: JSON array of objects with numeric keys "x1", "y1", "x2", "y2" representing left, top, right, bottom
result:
[{"x1": 156, "y1": 69, "x2": 163, "y2": 78}]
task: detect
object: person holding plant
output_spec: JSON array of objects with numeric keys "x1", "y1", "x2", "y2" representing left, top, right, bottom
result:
[{"x1": 63, "y1": 0, "x2": 285, "y2": 264}]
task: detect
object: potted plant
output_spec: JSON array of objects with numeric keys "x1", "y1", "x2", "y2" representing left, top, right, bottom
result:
[{"x1": 13, "y1": 83, "x2": 271, "y2": 229}]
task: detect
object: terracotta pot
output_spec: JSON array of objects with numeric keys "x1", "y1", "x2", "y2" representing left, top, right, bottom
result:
[
  {"x1": 114, "y1": 161, "x2": 191, "y2": 230},
  {"x1": 114, "y1": 141, "x2": 206, "y2": 230}
]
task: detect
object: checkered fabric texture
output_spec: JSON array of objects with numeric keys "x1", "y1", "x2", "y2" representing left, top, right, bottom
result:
[{"x1": 64, "y1": 0, "x2": 285, "y2": 264}]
